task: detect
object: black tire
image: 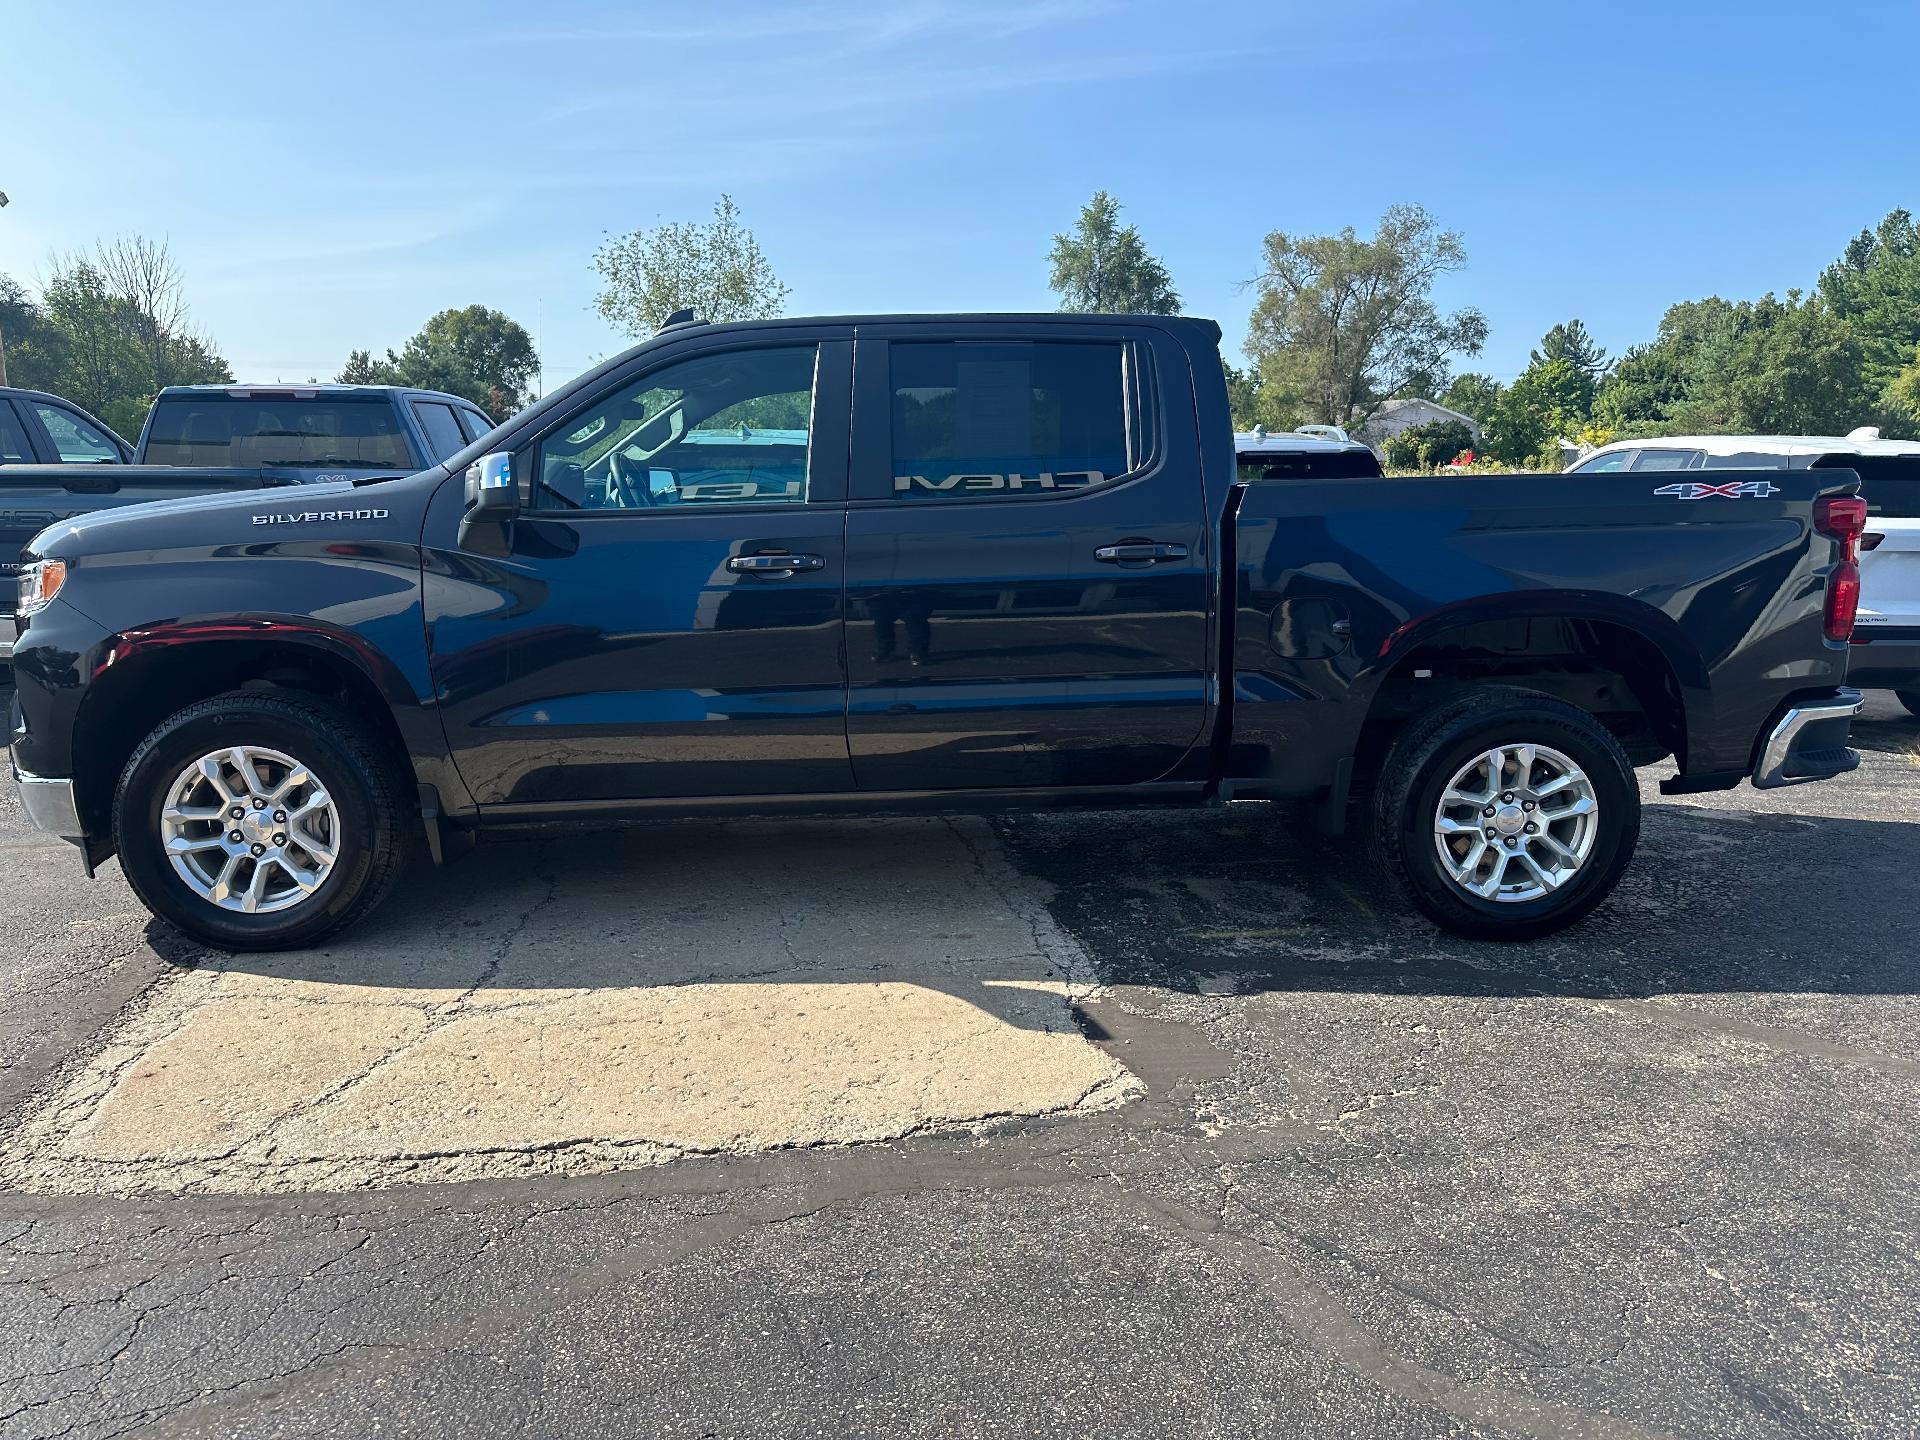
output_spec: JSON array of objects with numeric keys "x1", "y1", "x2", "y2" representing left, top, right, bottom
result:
[
  {"x1": 1894, "y1": 689, "x2": 1920, "y2": 720},
  {"x1": 114, "y1": 691, "x2": 409, "y2": 951},
  {"x1": 1369, "y1": 686, "x2": 1640, "y2": 941}
]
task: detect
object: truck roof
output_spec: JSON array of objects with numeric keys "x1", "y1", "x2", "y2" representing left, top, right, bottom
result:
[{"x1": 156, "y1": 384, "x2": 478, "y2": 405}]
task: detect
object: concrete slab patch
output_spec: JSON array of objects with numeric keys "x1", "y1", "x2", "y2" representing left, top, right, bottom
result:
[{"x1": 0, "y1": 817, "x2": 1139, "y2": 1195}]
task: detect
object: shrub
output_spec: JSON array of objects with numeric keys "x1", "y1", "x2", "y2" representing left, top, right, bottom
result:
[{"x1": 1381, "y1": 419, "x2": 1475, "y2": 470}]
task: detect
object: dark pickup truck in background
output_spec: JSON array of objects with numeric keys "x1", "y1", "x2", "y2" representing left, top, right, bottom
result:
[
  {"x1": 1, "y1": 383, "x2": 497, "y2": 659},
  {"x1": 7, "y1": 313, "x2": 1865, "y2": 951},
  {"x1": 0, "y1": 387, "x2": 135, "y2": 466}
]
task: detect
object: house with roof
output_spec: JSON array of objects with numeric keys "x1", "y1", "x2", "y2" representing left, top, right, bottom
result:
[{"x1": 1355, "y1": 397, "x2": 1482, "y2": 457}]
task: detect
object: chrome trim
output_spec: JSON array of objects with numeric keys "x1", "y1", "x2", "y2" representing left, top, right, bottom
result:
[
  {"x1": 0, "y1": 616, "x2": 14, "y2": 660},
  {"x1": 1752, "y1": 689, "x2": 1863, "y2": 789},
  {"x1": 12, "y1": 766, "x2": 85, "y2": 838}
]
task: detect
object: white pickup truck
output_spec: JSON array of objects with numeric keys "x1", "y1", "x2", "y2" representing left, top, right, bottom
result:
[{"x1": 1569, "y1": 430, "x2": 1920, "y2": 715}]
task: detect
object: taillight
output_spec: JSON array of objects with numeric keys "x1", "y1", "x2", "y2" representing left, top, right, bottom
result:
[
  {"x1": 1826, "y1": 563, "x2": 1861, "y2": 642},
  {"x1": 1814, "y1": 494, "x2": 1868, "y2": 642}
]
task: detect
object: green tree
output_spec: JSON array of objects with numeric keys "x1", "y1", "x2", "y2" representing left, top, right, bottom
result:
[
  {"x1": 336, "y1": 347, "x2": 404, "y2": 385},
  {"x1": 1047, "y1": 191, "x2": 1179, "y2": 314},
  {"x1": 391, "y1": 306, "x2": 538, "y2": 417},
  {"x1": 1532, "y1": 319, "x2": 1610, "y2": 379},
  {"x1": 1222, "y1": 362, "x2": 1266, "y2": 430},
  {"x1": 1818, "y1": 208, "x2": 1920, "y2": 417},
  {"x1": 5, "y1": 241, "x2": 230, "y2": 435},
  {"x1": 592, "y1": 194, "x2": 789, "y2": 339},
  {"x1": 1245, "y1": 204, "x2": 1488, "y2": 429},
  {"x1": 1439, "y1": 371, "x2": 1503, "y2": 425},
  {"x1": 1891, "y1": 345, "x2": 1920, "y2": 425}
]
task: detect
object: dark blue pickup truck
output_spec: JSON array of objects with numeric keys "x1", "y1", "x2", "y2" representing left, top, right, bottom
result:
[{"x1": 7, "y1": 313, "x2": 1865, "y2": 950}]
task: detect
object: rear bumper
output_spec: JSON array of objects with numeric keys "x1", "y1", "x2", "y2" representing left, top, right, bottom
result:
[
  {"x1": 1846, "y1": 625, "x2": 1920, "y2": 689},
  {"x1": 1751, "y1": 688, "x2": 1863, "y2": 789}
]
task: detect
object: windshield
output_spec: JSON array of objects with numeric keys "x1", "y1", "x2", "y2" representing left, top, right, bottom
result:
[{"x1": 144, "y1": 396, "x2": 415, "y2": 470}]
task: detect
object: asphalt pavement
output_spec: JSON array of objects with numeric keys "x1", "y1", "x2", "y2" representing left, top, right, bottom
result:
[{"x1": 2, "y1": 688, "x2": 1916, "y2": 1439}]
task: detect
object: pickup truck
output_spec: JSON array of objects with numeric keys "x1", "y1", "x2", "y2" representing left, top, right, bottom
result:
[
  {"x1": 0, "y1": 387, "x2": 135, "y2": 466},
  {"x1": 1, "y1": 384, "x2": 497, "y2": 659},
  {"x1": 6, "y1": 312, "x2": 1866, "y2": 951}
]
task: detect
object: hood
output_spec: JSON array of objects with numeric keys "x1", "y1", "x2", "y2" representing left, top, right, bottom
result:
[{"x1": 30, "y1": 472, "x2": 437, "y2": 560}]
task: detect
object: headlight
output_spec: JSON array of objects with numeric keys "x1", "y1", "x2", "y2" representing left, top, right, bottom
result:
[{"x1": 16, "y1": 559, "x2": 68, "y2": 619}]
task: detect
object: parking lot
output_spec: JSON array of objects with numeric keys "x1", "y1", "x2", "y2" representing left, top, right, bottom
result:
[{"x1": 1, "y1": 689, "x2": 1916, "y2": 1438}]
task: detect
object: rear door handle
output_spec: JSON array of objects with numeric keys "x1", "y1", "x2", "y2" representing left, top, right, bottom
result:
[
  {"x1": 727, "y1": 552, "x2": 826, "y2": 574},
  {"x1": 1094, "y1": 542, "x2": 1188, "y2": 564}
]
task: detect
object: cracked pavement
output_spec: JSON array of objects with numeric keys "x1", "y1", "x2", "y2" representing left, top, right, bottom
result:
[{"x1": 2, "y1": 689, "x2": 1918, "y2": 1437}]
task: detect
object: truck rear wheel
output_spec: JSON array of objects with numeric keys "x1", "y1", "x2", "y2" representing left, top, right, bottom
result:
[
  {"x1": 1894, "y1": 689, "x2": 1920, "y2": 719},
  {"x1": 1370, "y1": 687, "x2": 1640, "y2": 941},
  {"x1": 114, "y1": 692, "x2": 408, "y2": 952}
]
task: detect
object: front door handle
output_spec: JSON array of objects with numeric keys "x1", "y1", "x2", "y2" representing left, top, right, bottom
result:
[
  {"x1": 727, "y1": 552, "x2": 826, "y2": 574},
  {"x1": 1094, "y1": 542, "x2": 1188, "y2": 564}
]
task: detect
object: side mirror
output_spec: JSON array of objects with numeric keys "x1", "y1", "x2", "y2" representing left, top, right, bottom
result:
[{"x1": 458, "y1": 452, "x2": 517, "y2": 557}]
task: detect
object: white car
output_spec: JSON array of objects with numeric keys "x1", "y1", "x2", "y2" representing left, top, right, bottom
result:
[{"x1": 1569, "y1": 430, "x2": 1920, "y2": 714}]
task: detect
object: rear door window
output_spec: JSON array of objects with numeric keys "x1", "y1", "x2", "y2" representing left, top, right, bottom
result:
[
  {"x1": 1702, "y1": 452, "x2": 1790, "y2": 469},
  {"x1": 144, "y1": 395, "x2": 415, "y2": 469},
  {"x1": 0, "y1": 401, "x2": 33, "y2": 463},
  {"x1": 1632, "y1": 449, "x2": 1704, "y2": 472},
  {"x1": 411, "y1": 401, "x2": 469, "y2": 463},
  {"x1": 1570, "y1": 449, "x2": 1636, "y2": 473},
  {"x1": 33, "y1": 402, "x2": 123, "y2": 463},
  {"x1": 882, "y1": 340, "x2": 1134, "y2": 501}
]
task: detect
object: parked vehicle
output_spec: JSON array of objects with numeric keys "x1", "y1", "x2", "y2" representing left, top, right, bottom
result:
[
  {"x1": 1235, "y1": 425, "x2": 1383, "y2": 480},
  {"x1": 8, "y1": 313, "x2": 1865, "y2": 950},
  {"x1": 1, "y1": 384, "x2": 496, "y2": 661},
  {"x1": 1571, "y1": 431, "x2": 1920, "y2": 712},
  {"x1": 0, "y1": 387, "x2": 135, "y2": 466}
]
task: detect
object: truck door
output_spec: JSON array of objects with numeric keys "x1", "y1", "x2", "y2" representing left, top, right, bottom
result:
[
  {"x1": 843, "y1": 324, "x2": 1211, "y2": 790},
  {"x1": 425, "y1": 336, "x2": 855, "y2": 805}
]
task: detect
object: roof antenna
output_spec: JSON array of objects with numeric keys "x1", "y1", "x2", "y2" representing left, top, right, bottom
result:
[{"x1": 659, "y1": 308, "x2": 700, "y2": 331}]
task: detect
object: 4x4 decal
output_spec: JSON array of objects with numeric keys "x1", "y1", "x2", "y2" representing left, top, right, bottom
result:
[{"x1": 1653, "y1": 480, "x2": 1781, "y2": 499}]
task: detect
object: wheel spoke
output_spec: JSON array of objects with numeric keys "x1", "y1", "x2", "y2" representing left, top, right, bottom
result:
[
  {"x1": 230, "y1": 748, "x2": 271, "y2": 801},
  {"x1": 1534, "y1": 834, "x2": 1583, "y2": 870},
  {"x1": 166, "y1": 833, "x2": 228, "y2": 855},
  {"x1": 289, "y1": 788, "x2": 332, "y2": 823},
  {"x1": 207, "y1": 853, "x2": 244, "y2": 904},
  {"x1": 241, "y1": 860, "x2": 272, "y2": 914},
  {"x1": 1514, "y1": 849, "x2": 1559, "y2": 890},
  {"x1": 163, "y1": 803, "x2": 226, "y2": 825},
  {"x1": 268, "y1": 765, "x2": 311, "y2": 803},
  {"x1": 1445, "y1": 836, "x2": 1490, "y2": 879},
  {"x1": 196, "y1": 756, "x2": 236, "y2": 802},
  {"x1": 276, "y1": 857, "x2": 324, "y2": 892},
  {"x1": 1435, "y1": 816, "x2": 1482, "y2": 835}
]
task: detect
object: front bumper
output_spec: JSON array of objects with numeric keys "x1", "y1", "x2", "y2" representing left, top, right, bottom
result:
[
  {"x1": 0, "y1": 614, "x2": 15, "y2": 661},
  {"x1": 11, "y1": 762, "x2": 85, "y2": 838},
  {"x1": 1751, "y1": 688, "x2": 1863, "y2": 789}
]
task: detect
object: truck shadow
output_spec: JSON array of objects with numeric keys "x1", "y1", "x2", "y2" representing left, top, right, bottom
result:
[{"x1": 180, "y1": 788, "x2": 1920, "y2": 1023}]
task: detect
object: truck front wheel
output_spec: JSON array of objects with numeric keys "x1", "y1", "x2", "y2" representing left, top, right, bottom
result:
[
  {"x1": 1370, "y1": 688, "x2": 1640, "y2": 941},
  {"x1": 113, "y1": 692, "x2": 409, "y2": 952}
]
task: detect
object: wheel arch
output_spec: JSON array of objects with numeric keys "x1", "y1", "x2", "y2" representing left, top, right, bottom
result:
[
  {"x1": 71, "y1": 622, "x2": 424, "y2": 838},
  {"x1": 1355, "y1": 591, "x2": 1711, "y2": 781}
]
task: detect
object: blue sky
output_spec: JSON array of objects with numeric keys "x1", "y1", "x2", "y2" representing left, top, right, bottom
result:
[{"x1": 5, "y1": 0, "x2": 1916, "y2": 393}]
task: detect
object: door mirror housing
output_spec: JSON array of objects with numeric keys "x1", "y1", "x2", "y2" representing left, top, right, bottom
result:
[{"x1": 459, "y1": 451, "x2": 518, "y2": 556}]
